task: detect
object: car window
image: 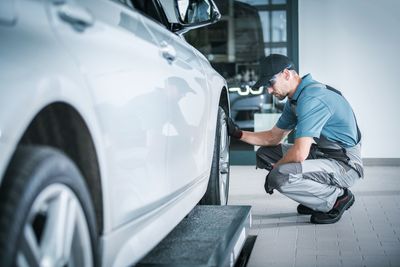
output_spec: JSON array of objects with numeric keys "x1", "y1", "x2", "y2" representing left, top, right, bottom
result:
[{"x1": 130, "y1": 0, "x2": 170, "y2": 29}]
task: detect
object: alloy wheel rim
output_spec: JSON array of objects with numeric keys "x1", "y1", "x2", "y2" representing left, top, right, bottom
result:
[
  {"x1": 219, "y1": 113, "x2": 230, "y2": 205},
  {"x1": 16, "y1": 183, "x2": 93, "y2": 267}
]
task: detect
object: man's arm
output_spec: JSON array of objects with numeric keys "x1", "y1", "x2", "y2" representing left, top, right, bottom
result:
[
  {"x1": 226, "y1": 117, "x2": 291, "y2": 146},
  {"x1": 240, "y1": 126, "x2": 291, "y2": 146},
  {"x1": 275, "y1": 137, "x2": 314, "y2": 166}
]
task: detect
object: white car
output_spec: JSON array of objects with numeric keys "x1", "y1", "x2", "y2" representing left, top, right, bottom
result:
[{"x1": 0, "y1": 0, "x2": 230, "y2": 266}]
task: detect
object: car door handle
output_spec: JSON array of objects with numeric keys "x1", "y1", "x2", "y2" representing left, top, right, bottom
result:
[
  {"x1": 160, "y1": 41, "x2": 176, "y2": 64},
  {"x1": 57, "y1": 4, "x2": 94, "y2": 32}
]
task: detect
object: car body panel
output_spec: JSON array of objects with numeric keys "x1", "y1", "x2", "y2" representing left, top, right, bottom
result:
[
  {"x1": 48, "y1": 0, "x2": 175, "y2": 230},
  {"x1": 141, "y1": 12, "x2": 211, "y2": 197}
]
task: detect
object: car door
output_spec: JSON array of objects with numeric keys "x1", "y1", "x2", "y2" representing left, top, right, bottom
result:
[
  {"x1": 138, "y1": 2, "x2": 211, "y2": 190},
  {"x1": 47, "y1": 0, "x2": 175, "y2": 229}
]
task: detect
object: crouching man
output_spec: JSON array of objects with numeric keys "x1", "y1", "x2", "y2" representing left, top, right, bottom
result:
[{"x1": 227, "y1": 54, "x2": 363, "y2": 224}]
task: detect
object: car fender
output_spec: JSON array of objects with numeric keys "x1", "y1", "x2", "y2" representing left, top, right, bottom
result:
[
  {"x1": 0, "y1": 61, "x2": 113, "y2": 234},
  {"x1": 193, "y1": 49, "x2": 229, "y2": 168}
]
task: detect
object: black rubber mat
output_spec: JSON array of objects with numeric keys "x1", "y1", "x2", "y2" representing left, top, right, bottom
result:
[{"x1": 137, "y1": 205, "x2": 252, "y2": 267}]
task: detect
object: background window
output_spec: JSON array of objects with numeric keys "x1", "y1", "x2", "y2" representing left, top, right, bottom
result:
[{"x1": 185, "y1": 0, "x2": 298, "y2": 164}]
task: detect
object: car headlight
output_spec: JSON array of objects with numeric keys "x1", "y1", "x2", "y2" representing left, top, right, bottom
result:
[{"x1": 228, "y1": 85, "x2": 263, "y2": 96}]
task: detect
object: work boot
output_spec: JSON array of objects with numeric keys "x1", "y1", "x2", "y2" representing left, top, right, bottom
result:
[
  {"x1": 297, "y1": 204, "x2": 318, "y2": 215},
  {"x1": 311, "y1": 188, "x2": 355, "y2": 224}
]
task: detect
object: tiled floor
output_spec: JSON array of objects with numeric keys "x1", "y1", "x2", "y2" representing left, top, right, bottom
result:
[{"x1": 228, "y1": 166, "x2": 400, "y2": 267}]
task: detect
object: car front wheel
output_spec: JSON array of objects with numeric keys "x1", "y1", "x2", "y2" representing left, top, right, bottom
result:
[
  {"x1": 0, "y1": 146, "x2": 98, "y2": 267},
  {"x1": 200, "y1": 106, "x2": 230, "y2": 205}
]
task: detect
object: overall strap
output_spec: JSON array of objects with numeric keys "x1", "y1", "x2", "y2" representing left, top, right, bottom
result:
[{"x1": 325, "y1": 85, "x2": 362, "y2": 144}]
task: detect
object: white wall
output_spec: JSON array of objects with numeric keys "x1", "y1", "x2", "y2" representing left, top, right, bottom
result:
[{"x1": 298, "y1": 0, "x2": 400, "y2": 158}]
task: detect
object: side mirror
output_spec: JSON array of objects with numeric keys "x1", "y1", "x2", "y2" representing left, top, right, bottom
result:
[
  {"x1": 159, "y1": 0, "x2": 221, "y2": 34},
  {"x1": 176, "y1": 0, "x2": 221, "y2": 25}
]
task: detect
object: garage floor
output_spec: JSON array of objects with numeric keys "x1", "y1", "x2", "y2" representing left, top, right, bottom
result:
[{"x1": 229, "y1": 165, "x2": 400, "y2": 267}]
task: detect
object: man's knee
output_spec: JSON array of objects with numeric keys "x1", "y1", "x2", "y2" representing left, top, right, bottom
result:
[
  {"x1": 256, "y1": 146, "x2": 279, "y2": 170},
  {"x1": 267, "y1": 163, "x2": 302, "y2": 190},
  {"x1": 267, "y1": 167, "x2": 288, "y2": 190}
]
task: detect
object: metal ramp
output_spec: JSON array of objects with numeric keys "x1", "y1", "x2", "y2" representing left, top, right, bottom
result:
[{"x1": 137, "y1": 205, "x2": 255, "y2": 267}]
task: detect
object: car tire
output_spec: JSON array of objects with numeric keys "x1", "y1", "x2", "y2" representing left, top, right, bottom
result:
[
  {"x1": 200, "y1": 106, "x2": 230, "y2": 205},
  {"x1": 0, "y1": 145, "x2": 99, "y2": 267}
]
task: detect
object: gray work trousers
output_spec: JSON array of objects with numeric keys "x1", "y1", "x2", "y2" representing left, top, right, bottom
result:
[{"x1": 256, "y1": 144, "x2": 361, "y2": 212}]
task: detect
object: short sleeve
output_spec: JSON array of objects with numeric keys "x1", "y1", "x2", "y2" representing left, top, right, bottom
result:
[
  {"x1": 294, "y1": 97, "x2": 332, "y2": 138},
  {"x1": 276, "y1": 101, "x2": 296, "y2": 130}
]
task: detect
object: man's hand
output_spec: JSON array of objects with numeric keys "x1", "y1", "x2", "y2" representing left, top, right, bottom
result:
[
  {"x1": 226, "y1": 117, "x2": 243, "y2": 139},
  {"x1": 275, "y1": 137, "x2": 314, "y2": 166}
]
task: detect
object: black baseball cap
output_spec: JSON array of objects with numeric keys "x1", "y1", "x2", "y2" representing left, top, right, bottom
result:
[{"x1": 253, "y1": 54, "x2": 295, "y2": 89}]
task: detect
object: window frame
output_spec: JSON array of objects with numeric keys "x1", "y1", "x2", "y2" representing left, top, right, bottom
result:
[{"x1": 253, "y1": 0, "x2": 298, "y2": 70}]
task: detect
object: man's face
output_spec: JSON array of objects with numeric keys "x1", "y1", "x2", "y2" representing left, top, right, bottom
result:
[{"x1": 266, "y1": 71, "x2": 290, "y2": 100}]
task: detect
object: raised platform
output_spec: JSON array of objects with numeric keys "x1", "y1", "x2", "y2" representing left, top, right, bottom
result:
[{"x1": 137, "y1": 205, "x2": 253, "y2": 267}]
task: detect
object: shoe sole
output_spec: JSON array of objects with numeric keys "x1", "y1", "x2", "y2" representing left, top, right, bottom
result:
[{"x1": 310, "y1": 194, "x2": 355, "y2": 224}]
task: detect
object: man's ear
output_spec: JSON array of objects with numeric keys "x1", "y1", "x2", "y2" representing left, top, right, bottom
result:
[{"x1": 283, "y1": 69, "x2": 291, "y2": 80}]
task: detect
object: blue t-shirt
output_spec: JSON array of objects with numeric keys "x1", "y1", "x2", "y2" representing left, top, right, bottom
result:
[{"x1": 276, "y1": 74, "x2": 359, "y2": 148}]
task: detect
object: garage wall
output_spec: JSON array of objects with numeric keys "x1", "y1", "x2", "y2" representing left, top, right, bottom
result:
[{"x1": 298, "y1": 0, "x2": 400, "y2": 161}]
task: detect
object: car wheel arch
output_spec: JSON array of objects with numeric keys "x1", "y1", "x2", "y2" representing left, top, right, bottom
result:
[
  {"x1": 7, "y1": 102, "x2": 105, "y2": 236},
  {"x1": 219, "y1": 86, "x2": 230, "y2": 117}
]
